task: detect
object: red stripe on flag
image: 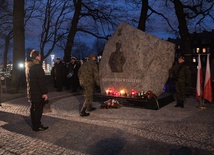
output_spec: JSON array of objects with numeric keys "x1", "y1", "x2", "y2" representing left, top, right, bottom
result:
[{"x1": 204, "y1": 54, "x2": 213, "y2": 102}]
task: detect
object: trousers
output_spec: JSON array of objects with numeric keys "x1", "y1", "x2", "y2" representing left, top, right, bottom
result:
[
  {"x1": 79, "y1": 80, "x2": 94, "y2": 110},
  {"x1": 30, "y1": 100, "x2": 44, "y2": 129}
]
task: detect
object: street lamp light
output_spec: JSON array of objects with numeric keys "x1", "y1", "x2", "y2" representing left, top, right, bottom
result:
[{"x1": 18, "y1": 63, "x2": 24, "y2": 69}]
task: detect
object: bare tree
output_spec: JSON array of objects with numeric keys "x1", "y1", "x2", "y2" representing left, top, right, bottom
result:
[
  {"x1": 10, "y1": 0, "x2": 38, "y2": 89},
  {"x1": 0, "y1": 0, "x2": 13, "y2": 34},
  {"x1": 3, "y1": 30, "x2": 13, "y2": 71},
  {"x1": 0, "y1": 0, "x2": 40, "y2": 73},
  {"x1": 129, "y1": 0, "x2": 213, "y2": 42},
  {"x1": 64, "y1": 0, "x2": 124, "y2": 62},
  {"x1": 64, "y1": 0, "x2": 82, "y2": 62},
  {"x1": 137, "y1": 0, "x2": 149, "y2": 31},
  {"x1": 171, "y1": 0, "x2": 214, "y2": 55},
  {"x1": 92, "y1": 39, "x2": 106, "y2": 56},
  {"x1": 38, "y1": 0, "x2": 71, "y2": 61},
  {"x1": 0, "y1": 0, "x2": 13, "y2": 70},
  {"x1": 13, "y1": 0, "x2": 25, "y2": 89},
  {"x1": 72, "y1": 42, "x2": 90, "y2": 59}
]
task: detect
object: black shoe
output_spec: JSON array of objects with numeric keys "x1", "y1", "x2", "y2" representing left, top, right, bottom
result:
[
  {"x1": 40, "y1": 125, "x2": 49, "y2": 130},
  {"x1": 180, "y1": 105, "x2": 184, "y2": 108},
  {"x1": 174, "y1": 104, "x2": 179, "y2": 107},
  {"x1": 87, "y1": 107, "x2": 96, "y2": 111},
  {"x1": 32, "y1": 126, "x2": 49, "y2": 132},
  {"x1": 80, "y1": 111, "x2": 90, "y2": 117}
]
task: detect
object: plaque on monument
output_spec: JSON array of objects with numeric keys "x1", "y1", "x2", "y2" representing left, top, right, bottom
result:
[{"x1": 99, "y1": 22, "x2": 175, "y2": 97}]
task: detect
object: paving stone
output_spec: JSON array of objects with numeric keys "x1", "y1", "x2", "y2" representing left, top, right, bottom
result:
[{"x1": 0, "y1": 92, "x2": 214, "y2": 155}]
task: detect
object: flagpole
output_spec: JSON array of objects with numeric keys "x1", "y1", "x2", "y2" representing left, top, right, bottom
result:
[
  {"x1": 199, "y1": 96, "x2": 207, "y2": 109},
  {"x1": 201, "y1": 96, "x2": 204, "y2": 107}
]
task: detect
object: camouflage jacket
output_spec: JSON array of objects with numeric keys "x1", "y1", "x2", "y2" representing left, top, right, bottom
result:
[{"x1": 78, "y1": 59, "x2": 99, "y2": 86}]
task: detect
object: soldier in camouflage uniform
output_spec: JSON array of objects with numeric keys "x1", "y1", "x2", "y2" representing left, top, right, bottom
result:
[
  {"x1": 169, "y1": 54, "x2": 191, "y2": 108},
  {"x1": 78, "y1": 54, "x2": 100, "y2": 117}
]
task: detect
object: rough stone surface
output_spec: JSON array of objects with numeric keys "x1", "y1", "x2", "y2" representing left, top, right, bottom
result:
[{"x1": 99, "y1": 22, "x2": 175, "y2": 96}]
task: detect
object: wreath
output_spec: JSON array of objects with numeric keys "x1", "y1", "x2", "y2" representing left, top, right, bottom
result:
[
  {"x1": 101, "y1": 99, "x2": 123, "y2": 109},
  {"x1": 137, "y1": 90, "x2": 157, "y2": 99}
]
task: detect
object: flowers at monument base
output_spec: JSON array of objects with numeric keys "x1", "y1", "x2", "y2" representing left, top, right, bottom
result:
[
  {"x1": 101, "y1": 99, "x2": 123, "y2": 109},
  {"x1": 105, "y1": 88, "x2": 157, "y2": 100},
  {"x1": 144, "y1": 91, "x2": 157, "y2": 99}
]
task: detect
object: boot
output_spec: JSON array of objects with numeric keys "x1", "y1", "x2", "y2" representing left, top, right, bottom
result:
[
  {"x1": 174, "y1": 100, "x2": 180, "y2": 107},
  {"x1": 87, "y1": 104, "x2": 96, "y2": 111},
  {"x1": 80, "y1": 108, "x2": 90, "y2": 117}
]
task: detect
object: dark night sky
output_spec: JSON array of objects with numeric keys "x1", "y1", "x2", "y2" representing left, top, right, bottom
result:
[{"x1": 6, "y1": 0, "x2": 214, "y2": 63}]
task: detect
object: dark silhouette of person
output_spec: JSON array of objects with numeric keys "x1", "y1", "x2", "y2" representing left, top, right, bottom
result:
[
  {"x1": 68, "y1": 57, "x2": 80, "y2": 92},
  {"x1": 52, "y1": 57, "x2": 65, "y2": 92},
  {"x1": 78, "y1": 54, "x2": 100, "y2": 117},
  {"x1": 169, "y1": 54, "x2": 191, "y2": 108},
  {"x1": 109, "y1": 42, "x2": 126, "y2": 72},
  {"x1": 25, "y1": 50, "x2": 49, "y2": 131}
]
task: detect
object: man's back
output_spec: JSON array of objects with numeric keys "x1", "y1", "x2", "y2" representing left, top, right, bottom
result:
[{"x1": 78, "y1": 59, "x2": 99, "y2": 86}]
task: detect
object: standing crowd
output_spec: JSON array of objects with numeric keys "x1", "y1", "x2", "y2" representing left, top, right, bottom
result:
[
  {"x1": 25, "y1": 50, "x2": 100, "y2": 132},
  {"x1": 50, "y1": 56, "x2": 99, "y2": 93},
  {"x1": 50, "y1": 54, "x2": 100, "y2": 115}
]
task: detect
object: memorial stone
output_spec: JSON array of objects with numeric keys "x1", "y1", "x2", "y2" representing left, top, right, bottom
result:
[{"x1": 99, "y1": 22, "x2": 175, "y2": 97}]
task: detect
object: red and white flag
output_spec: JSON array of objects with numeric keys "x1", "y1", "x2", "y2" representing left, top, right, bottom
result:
[
  {"x1": 196, "y1": 54, "x2": 203, "y2": 100},
  {"x1": 203, "y1": 54, "x2": 213, "y2": 102}
]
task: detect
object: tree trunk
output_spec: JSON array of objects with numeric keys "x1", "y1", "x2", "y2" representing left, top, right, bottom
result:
[
  {"x1": 13, "y1": 0, "x2": 25, "y2": 91},
  {"x1": 3, "y1": 31, "x2": 13, "y2": 72},
  {"x1": 64, "y1": 0, "x2": 82, "y2": 62},
  {"x1": 137, "y1": 0, "x2": 148, "y2": 31},
  {"x1": 173, "y1": 0, "x2": 192, "y2": 63}
]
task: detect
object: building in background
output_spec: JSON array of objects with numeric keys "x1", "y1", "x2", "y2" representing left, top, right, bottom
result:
[
  {"x1": 168, "y1": 30, "x2": 214, "y2": 66},
  {"x1": 167, "y1": 30, "x2": 214, "y2": 89}
]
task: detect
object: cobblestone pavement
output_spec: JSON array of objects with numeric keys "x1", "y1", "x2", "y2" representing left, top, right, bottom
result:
[{"x1": 0, "y1": 91, "x2": 214, "y2": 155}]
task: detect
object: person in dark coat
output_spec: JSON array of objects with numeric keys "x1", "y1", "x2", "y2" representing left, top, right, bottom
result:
[
  {"x1": 169, "y1": 54, "x2": 191, "y2": 108},
  {"x1": 51, "y1": 65, "x2": 57, "y2": 88},
  {"x1": 70, "y1": 57, "x2": 80, "y2": 92},
  {"x1": 65, "y1": 61, "x2": 71, "y2": 90},
  {"x1": 78, "y1": 54, "x2": 100, "y2": 116},
  {"x1": 52, "y1": 57, "x2": 65, "y2": 92},
  {"x1": 25, "y1": 50, "x2": 49, "y2": 131}
]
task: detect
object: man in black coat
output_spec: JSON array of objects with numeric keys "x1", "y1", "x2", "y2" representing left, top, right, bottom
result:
[
  {"x1": 52, "y1": 57, "x2": 65, "y2": 92},
  {"x1": 25, "y1": 50, "x2": 49, "y2": 131}
]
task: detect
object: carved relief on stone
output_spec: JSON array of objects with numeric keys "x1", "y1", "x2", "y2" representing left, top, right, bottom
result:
[{"x1": 108, "y1": 42, "x2": 126, "y2": 72}]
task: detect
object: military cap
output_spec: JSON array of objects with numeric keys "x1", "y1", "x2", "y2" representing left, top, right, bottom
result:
[
  {"x1": 178, "y1": 54, "x2": 185, "y2": 59},
  {"x1": 71, "y1": 56, "x2": 77, "y2": 60}
]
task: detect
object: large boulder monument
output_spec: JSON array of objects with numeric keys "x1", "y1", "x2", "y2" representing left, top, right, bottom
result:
[{"x1": 99, "y1": 22, "x2": 175, "y2": 97}]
